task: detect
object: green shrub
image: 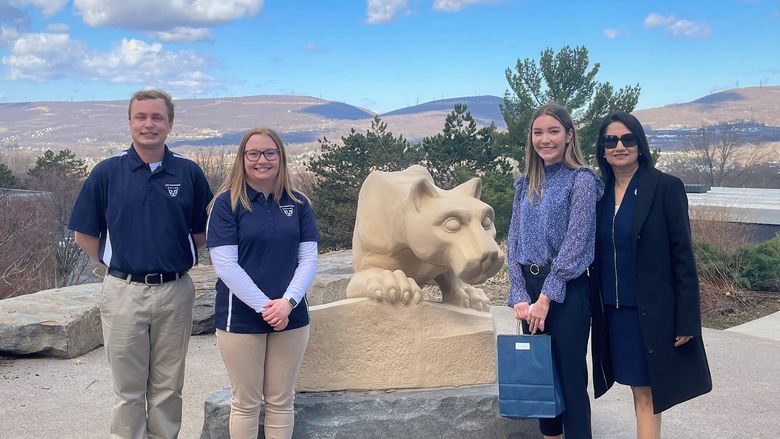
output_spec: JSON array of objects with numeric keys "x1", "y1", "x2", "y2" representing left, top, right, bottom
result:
[
  {"x1": 692, "y1": 237, "x2": 738, "y2": 286},
  {"x1": 736, "y1": 235, "x2": 780, "y2": 292}
]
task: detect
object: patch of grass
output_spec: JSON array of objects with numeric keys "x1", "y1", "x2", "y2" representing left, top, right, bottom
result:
[{"x1": 700, "y1": 290, "x2": 780, "y2": 329}]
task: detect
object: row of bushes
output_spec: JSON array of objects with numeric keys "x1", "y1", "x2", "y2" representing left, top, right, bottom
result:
[{"x1": 694, "y1": 235, "x2": 780, "y2": 292}]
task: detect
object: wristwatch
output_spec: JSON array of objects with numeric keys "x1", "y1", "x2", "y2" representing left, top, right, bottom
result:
[{"x1": 286, "y1": 297, "x2": 298, "y2": 309}]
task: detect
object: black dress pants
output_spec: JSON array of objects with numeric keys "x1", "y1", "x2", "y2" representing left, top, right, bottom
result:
[{"x1": 521, "y1": 268, "x2": 592, "y2": 438}]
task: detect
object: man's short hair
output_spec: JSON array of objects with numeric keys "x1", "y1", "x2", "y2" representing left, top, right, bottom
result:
[{"x1": 128, "y1": 89, "x2": 175, "y2": 123}]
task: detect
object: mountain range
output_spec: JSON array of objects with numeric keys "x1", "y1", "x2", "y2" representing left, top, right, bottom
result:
[{"x1": 1, "y1": 86, "x2": 778, "y2": 160}]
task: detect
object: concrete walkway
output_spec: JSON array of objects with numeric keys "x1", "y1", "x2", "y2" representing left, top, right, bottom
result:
[
  {"x1": 725, "y1": 310, "x2": 780, "y2": 341},
  {"x1": 1, "y1": 307, "x2": 778, "y2": 438},
  {"x1": 493, "y1": 306, "x2": 780, "y2": 438}
]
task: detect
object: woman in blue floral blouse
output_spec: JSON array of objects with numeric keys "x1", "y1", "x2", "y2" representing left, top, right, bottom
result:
[{"x1": 507, "y1": 103, "x2": 604, "y2": 439}]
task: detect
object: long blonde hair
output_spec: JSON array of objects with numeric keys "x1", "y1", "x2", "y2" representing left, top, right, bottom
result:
[
  {"x1": 208, "y1": 128, "x2": 303, "y2": 213},
  {"x1": 524, "y1": 103, "x2": 587, "y2": 203}
]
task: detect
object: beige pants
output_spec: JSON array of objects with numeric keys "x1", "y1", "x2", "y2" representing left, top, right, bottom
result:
[
  {"x1": 100, "y1": 273, "x2": 195, "y2": 439},
  {"x1": 216, "y1": 325, "x2": 310, "y2": 439}
]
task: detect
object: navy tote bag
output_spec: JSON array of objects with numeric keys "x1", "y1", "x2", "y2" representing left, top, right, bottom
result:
[{"x1": 497, "y1": 331, "x2": 565, "y2": 419}]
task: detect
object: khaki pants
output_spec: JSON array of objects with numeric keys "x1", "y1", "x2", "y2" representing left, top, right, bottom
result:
[
  {"x1": 100, "y1": 274, "x2": 195, "y2": 439},
  {"x1": 216, "y1": 325, "x2": 310, "y2": 439}
]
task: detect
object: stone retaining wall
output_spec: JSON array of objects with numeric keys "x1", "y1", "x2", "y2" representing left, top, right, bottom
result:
[{"x1": 0, "y1": 251, "x2": 354, "y2": 358}]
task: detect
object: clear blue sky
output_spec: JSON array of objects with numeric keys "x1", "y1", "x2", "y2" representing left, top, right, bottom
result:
[{"x1": 1, "y1": 0, "x2": 778, "y2": 113}]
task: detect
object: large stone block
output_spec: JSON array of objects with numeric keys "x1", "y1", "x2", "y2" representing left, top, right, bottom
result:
[
  {"x1": 0, "y1": 266, "x2": 219, "y2": 358},
  {"x1": 0, "y1": 283, "x2": 103, "y2": 358},
  {"x1": 201, "y1": 385, "x2": 535, "y2": 439},
  {"x1": 305, "y1": 250, "x2": 353, "y2": 306},
  {"x1": 297, "y1": 298, "x2": 496, "y2": 392},
  {"x1": 190, "y1": 265, "x2": 219, "y2": 334}
]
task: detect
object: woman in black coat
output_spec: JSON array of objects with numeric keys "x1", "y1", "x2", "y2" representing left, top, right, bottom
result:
[{"x1": 590, "y1": 112, "x2": 712, "y2": 439}]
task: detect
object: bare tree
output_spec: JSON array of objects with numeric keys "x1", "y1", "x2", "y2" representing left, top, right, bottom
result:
[
  {"x1": 291, "y1": 161, "x2": 318, "y2": 200},
  {"x1": 0, "y1": 148, "x2": 36, "y2": 181},
  {"x1": 25, "y1": 149, "x2": 89, "y2": 287},
  {"x1": 668, "y1": 123, "x2": 767, "y2": 187},
  {"x1": 190, "y1": 147, "x2": 233, "y2": 193},
  {"x1": 0, "y1": 190, "x2": 57, "y2": 298}
]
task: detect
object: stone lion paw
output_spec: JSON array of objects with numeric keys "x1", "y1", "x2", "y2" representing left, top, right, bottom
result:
[
  {"x1": 347, "y1": 268, "x2": 423, "y2": 305},
  {"x1": 442, "y1": 285, "x2": 491, "y2": 312}
]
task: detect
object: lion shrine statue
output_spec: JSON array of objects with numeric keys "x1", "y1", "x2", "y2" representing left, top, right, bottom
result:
[{"x1": 346, "y1": 165, "x2": 505, "y2": 311}]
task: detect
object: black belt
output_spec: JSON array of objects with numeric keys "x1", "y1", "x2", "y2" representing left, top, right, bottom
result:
[
  {"x1": 107, "y1": 268, "x2": 187, "y2": 285},
  {"x1": 521, "y1": 264, "x2": 551, "y2": 276}
]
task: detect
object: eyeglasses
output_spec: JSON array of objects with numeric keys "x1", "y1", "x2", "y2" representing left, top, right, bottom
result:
[
  {"x1": 244, "y1": 149, "x2": 279, "y2": 161},
  {"x1": 602, "y1": 134, "x2": 639, "y2": 149}
]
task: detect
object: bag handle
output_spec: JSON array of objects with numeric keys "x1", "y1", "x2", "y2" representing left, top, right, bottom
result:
[{"x1": 518, "y1": 320, "x2": 543, "y2": 336}]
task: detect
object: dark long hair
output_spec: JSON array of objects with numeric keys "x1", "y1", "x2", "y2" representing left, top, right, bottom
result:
[{"x1": 596, "y1": 112, "x2": 654, "y2": 183}]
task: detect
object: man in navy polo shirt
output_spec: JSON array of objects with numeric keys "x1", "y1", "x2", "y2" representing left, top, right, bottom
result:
[{"x1": 69, "y1": 88, "x2": 212, "y2": 439}]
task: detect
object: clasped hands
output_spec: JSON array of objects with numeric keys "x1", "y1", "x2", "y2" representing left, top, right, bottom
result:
[
  {"x1": 260, "y1": 298, "x2": 293, "y2": 331},
  {"x1": 513, "y1": 294, "x2": 551, "y2": 334}
]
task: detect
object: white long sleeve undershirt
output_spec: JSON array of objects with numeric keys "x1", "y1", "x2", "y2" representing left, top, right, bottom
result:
[{"x1": 209, "y1": 241, "x2": 318, "y2": 312}]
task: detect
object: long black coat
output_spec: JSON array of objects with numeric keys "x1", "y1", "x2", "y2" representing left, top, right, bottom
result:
[{"x1": 590, "y1": 167, "x2": 712, "y2": 413}]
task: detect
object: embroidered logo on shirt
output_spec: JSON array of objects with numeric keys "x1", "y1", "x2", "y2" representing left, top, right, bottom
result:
[
  {"x1": 165, "y1": 184, "x2": 181, "y2": 197},
  {"x1": 280, "y1": 205, "x2": 294, "y2": 217}
]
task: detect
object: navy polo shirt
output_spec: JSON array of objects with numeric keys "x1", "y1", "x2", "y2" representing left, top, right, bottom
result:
[
  {"x1": 207, "y1": 186, "x2": 320, "y2": 333},
  {"x1": 68, "y1": 145, "x2": 212, "y2": 274}
]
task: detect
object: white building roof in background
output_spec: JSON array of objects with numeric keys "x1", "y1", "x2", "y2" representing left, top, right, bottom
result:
[{"x1": 686, "y1": 187, "x2": 780, "y2": 226}]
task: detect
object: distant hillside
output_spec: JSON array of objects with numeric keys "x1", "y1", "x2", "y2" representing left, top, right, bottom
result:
[
  {"x1": 0, "y1": 94, "x2": 505, "y2": 159},
  {"x1": 0, "y1": 95, "x2": 363, "y2": 158},
  {"x1": 633, "y1": 86, "x2": 780, "y2": 130},
  {"x1": 1, "y1": 88, "x2": 778, "y2": 161},
  {"x1": 382, "y1": 95, "x2": 505, "y2": 128},
  {"x1": 296, "y1": 102, "x2": 375, "y2": 120}
]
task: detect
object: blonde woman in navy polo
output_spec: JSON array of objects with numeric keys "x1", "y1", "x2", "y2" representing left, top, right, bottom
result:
[{"x1": 206, "y1": 128, "x2": 319, "y2": 439}]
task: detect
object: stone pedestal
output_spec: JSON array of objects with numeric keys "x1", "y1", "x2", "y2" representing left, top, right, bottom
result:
[
  {"x1": 200, "y1": 385, "x2": 536, "y2": 439},
  {"x1": 297, "y1": 298, "x2": 496, "y2": 392}
]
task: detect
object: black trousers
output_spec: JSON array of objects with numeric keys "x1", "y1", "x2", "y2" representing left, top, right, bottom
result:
[{"x1": 521, "y1": 267, "x2": 592, "y2": 438}]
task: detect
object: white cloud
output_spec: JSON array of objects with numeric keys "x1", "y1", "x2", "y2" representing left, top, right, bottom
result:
[
  {"x1": 2, "y1": 32, "x2": 224, "y2": 96},
  {"x1": 73, "y1": 0, "x2": 263, "y2": 30},
  {"x1": 83, "y1": 39, "x2": 219, "y2": 92},
  {"x1": 365, "y1": 0, "x2": 408, "y2": 24},
  {"x1": 16, "y1": 0, "x2": 68, "y2": 18},
  {"x1": 303, "y1": 42, "x2": 327, "y2": 53},
  {"x1": 46, "y1": 22, "x2": 69, "y2": 33},
  {"x1": 644, "y1": 12, "x2": 712, "y2": 39},
  {"x1": 151, "y1": 27, "x2": 212, "y2": 43},
  {"x1": 666, "y1": 20, "x2": 711, "y2": 39},
  {"x1": 0, "y1": 2, "x2": 30, "y2": 47},
  {"x1": 1, "y1": 24, "x2": 22, "y2": 47},
  {"x1": 644, "y1": 12, "x2": 675, "y2": 28},
  {"x1": 2, "y1": 32, "x2": 83, "y2": 80},
  {"x1": 433, "y1": 0, "x2": 495, "y2": 12},
  {"x1": 603, "y1": 28, "x2": 625, "y2": 40}
]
